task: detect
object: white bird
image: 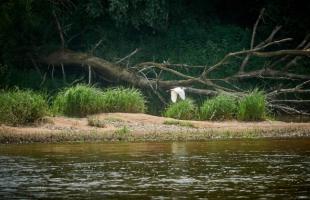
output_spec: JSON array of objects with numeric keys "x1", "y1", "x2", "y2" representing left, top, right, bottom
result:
[{"x1": 170, "y1": 87, "x2": 186, "y2": 103}]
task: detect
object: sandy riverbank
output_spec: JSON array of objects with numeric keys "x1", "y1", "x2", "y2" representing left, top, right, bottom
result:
[{"x1": 0, "y1": 113, "x2": 310, "y2": 143}]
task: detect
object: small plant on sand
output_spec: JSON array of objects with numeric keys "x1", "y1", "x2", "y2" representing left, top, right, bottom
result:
[
  {"x1": 164, "y1": 99, "x2": 197, "y2": 120},
  {"x1": 102, "y1": 87, "x2": 146, "y2": 113},
  {"x1": 163, "y1": 120, "x2": 196, "y2": 128},
  {"x1": 88, "y1": 116, "x2": 106, "y2": 128},
  {"x1": 0, "y1": 90, "x2": 48, "y2": 125},
  {"x1": 200, "y1": 94, "x2": 237, "y2": 120},
  {"x1": 114, "y1": 125, "x2": 130, "y2": 135},
  {"x1": 52, "y1": 84, "x2": 105, "y2": 117},
  {"x1": 237, "y1": 89, "x2": 267, "y2": 121}
]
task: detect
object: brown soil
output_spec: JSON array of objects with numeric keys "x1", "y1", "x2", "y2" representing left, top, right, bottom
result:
[{"x1": 1, "y1": 113, "x2": 310, "y2": 143}]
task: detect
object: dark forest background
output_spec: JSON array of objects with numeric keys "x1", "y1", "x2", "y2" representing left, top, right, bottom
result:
[{"x1": 0, "y1": 0, "x2": 309, "y2": 113}]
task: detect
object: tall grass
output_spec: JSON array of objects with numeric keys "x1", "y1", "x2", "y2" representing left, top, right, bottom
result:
[
  {"x1": 163, "y1": 99, "x2": 197, "y2": 120},
  {"x1": 52, "y1": 85, "x2": 146, "y2": 117},
  {"x1": 200, "y1": 94, "x2": 237, "y2": 120},
  {"x1": 0, "y1": 90, "x2": 48, "y2": 125},
  {"x1": 101, "y1": 87, "x2": 146, "y2": 113},
  {"x1": 52, "y1": 85, "x2": 106, "y2": 117},
  {"x1": 238, "y1": 89, "x2": 267, "y2": 121}
]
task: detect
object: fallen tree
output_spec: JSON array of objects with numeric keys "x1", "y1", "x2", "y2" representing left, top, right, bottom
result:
[{"x1": 42, "y1": 9, "x2": 310, "y2": 115}]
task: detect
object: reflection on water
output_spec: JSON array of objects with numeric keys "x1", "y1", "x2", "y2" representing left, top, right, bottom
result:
[{"x1": 0, "y1": 139, "x2": 310, "y2": 199}]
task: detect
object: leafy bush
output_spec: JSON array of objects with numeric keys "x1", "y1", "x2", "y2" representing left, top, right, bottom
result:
[
  {"x1": 238, "y1": 89, "x2": 267, "y2": 121},
  {"x1": 53, "y1": 85, "x2": 146, "y2": 117},
  {"x1": 52, "y1": 84, "x2": 106, "y2": 117},
  {"x1": 0, "y1": 90, "x2": 48, "y2": 125},
  {"x1": 101, "y1": 87, "x2": 146, "y2": 113},
  {"x1": 163, "y1": 99, "x2": 197, "y2": 120},
  {"x1": 200, "y1": 94, "x2": 237, "y2": 120}
]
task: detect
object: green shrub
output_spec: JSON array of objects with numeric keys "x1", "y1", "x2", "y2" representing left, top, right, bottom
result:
[
  {"x1": 101, "y1": 87, "x2": 146, "y2": 113},
  {"x1": 238, "y1": 89, "x2": 267, "y2": 121},
  {"x1": 200, "y1": 94, "x2": 237, "y2": 120},
  {"x1": 52, "y1": 85, "x2": 146, "y2": 117},
  {"x1": 52, "y1": 84, "x2": 105, "y2": 117},
  {"x1": 0, "y1": 90, "x2": 48, "y2": 125},
  {"x1": 163, "y1": 99, "x2": 197, "y2": 120}
]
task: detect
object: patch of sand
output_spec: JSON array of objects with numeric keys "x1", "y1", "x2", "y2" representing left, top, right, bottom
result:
[{"x1": 1, "y1": 113, "x2": 310, "y2": 143}]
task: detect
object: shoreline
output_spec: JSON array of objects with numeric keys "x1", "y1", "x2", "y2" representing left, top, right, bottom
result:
[{"x1": 1, "y1": 113, "x2": 310, "y2": 144}]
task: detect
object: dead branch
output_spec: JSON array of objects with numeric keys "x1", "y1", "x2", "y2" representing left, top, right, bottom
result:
[
  {"x1": 116, "y1": 48, "x2": 139, "y2": 64},
  {"x1": 42, "y1": 8, "x2": 310, "y2": 115},
  {"x1": 239, "y1": 8, "x2": 265, "y2": 73},
  {"x1": 52, "y1": 10, "x2": 65, "y2": 49}
]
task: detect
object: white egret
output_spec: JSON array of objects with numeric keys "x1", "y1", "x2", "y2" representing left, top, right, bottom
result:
[{"x1": 170, "y1": 87, "x2": 186, "y2": 103}]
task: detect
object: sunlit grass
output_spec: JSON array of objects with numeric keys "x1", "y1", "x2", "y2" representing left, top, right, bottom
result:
[
  {"x1": 101, "y1": 87, "x2": 146, "y2": 113},
  {"x1": 52, "y1": 85, "x2": 146, "y2": 117},
  {"x1": 0, "y1": 90, "x2": 48, "y2": 125},
  {"x1": 238, "y1": 89, "x2": 267, "y2": 121},
  {"x1": 52, "y1": 84, "x2": 106, "y2": 117},
  {"x1": 200, "y1": 94, "x2": 237, "y2": 120},
  {"x1": 163, "y1": 99, "x2": 197, "y2": 120},
  {"x1": 163, "y1": 120, "x2": 196, "y2": 128}
]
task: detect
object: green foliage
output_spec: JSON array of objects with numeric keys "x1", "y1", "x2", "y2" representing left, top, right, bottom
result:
[
  {"x1": 238, "y1": 89, "x2": 267, "y2": 121},
  {"x1": 0, "y1": 64, "x2": 8, "y2": 87},
  {"x1": 0, "y1": 90, "x2": 48, "y2": 125},
  {"x1": 52, "y1": 85, "x2": 146, "y2": 117},
  {"x1": 200, "y1": 94, "x2": 237, "y2": 120},
  {"x1": 108, "y1": 0, "x2": 169, "y2": 30},
  {"x1": 114, "y1": 125, "x2": 130, "y2": 135},
  {"x1": 101, "y1": 87, "x2": 146, "y2": 113},
  {"x1": 164, "y1": 99, "x2": 197, "y2": 120},
  {"x1": 52, "y1": 84, "x2": 105, "y2": 117}
]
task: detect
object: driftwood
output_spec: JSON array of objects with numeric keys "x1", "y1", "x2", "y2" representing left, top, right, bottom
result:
[{"x1": 43, "y1": 8, "x2": 310, "y2": 114}]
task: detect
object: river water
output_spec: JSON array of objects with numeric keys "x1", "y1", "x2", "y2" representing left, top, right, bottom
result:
[{"x1": 0, "y1": 139, "x2": 309, "y2": 199}]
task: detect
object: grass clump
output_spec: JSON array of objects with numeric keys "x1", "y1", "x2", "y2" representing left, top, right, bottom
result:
[
  {"x1": 0, "y1": 90, "x2": 48, "y2": 125},
  {"x1": 88, "y1": 116, "x2": 106, "y2": 128},
  {"x1": 114, "y1": 126, "x2": 130, "y2": 135},
  {"x1": 164, "y1": 99, "x2": 197, "y2": 120},
  {"x1": 163, "y1": 120, "x2": 196, "y2": 128},
  {"x1": 200, "y1": 94, "x2": 237, "y2": 120},
  {"x1": 52, "y1": 85, "x2": 146, "y2": 117},
  {"x1": 104, "y1": 117, "x2": 124, "y2": 122},
  {"x1": 101, "y1": 87, "x2": 146, "y2": 113},
  {"x1": 52, "y1": 84, "x2": 105, "y2": 117},
  {"x1": 238, "y1": 89, "x2": 267, "y2": 121}
]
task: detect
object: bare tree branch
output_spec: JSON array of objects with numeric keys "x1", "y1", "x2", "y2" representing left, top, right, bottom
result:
[
  {"x1": 52, "y1": 10, "x2": 65, "y2": 49},
  {"x1": 116, "y1": 48, "x2": 139, "y2": 64}
]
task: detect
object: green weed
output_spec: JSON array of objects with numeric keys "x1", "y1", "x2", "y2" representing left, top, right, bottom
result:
[
  {"x1": 0, "y1": 90, "x2": 48, "y2": 125},
  {"x1": 200, "y1": 94, "x2": 237, "y2": 120},
  {"x1": 87, "y1": 116, "x2": 106, "y2": 128},
  {"x1": 52, "y1": 84, "x2": 106, "y2": 117},
  {"x1": 114, "y1": 126, "x2": 130, "y2": 135},
  {"x1": 163, "y1": 120, "x2": 196, "y2": 128},
  {"x1": 238, "y1": 89, "x2": 267, "y2": 121},
  {"x1": 53, "y1": 85, "x2": 146, "y2": 117},
  {"x1": 101, "y1": 87, "x2": 146, "y2": 113},
  {"x1": 163, "y1": 99, "x2": 197, "y2": 120}
]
